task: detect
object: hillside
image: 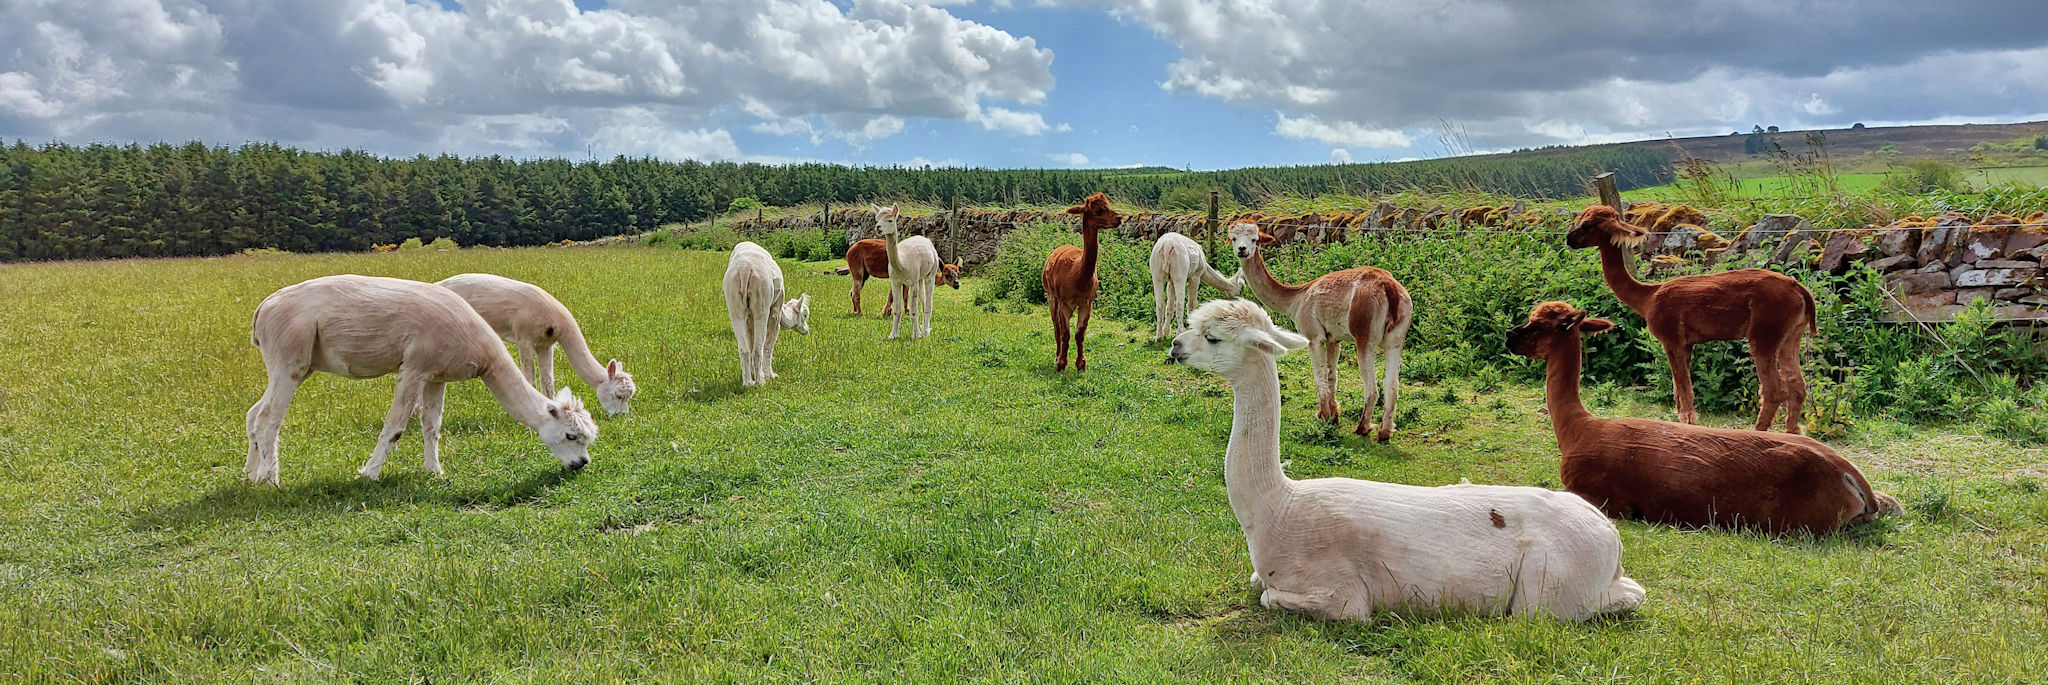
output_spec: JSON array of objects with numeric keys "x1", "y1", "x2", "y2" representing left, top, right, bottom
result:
[{"x1": 1616, "y1": 121, "x2": 2048, "y2": 163}]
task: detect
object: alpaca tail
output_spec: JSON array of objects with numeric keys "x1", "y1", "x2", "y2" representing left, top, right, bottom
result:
[
  {"x1": 1801, "y1": 286, "x2": 1818, "y2": 335},
  {"x1": 1597, "y1": 569, "x2": 1647, "y2": 616}
]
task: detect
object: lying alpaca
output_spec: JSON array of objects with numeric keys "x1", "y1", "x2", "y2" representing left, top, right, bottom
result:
[
  {"x1": 437, "y1": 273, "x2": 636, "y2": 415},
  {"x1": 1043, "y1": 193, "x2": 1123, "y2": 370},
  {"x1": 1170, "y1": 299, "x2": 1644, "y2": 621},
  {"x1": 724, "y1": 242, "x2": 813, "y2": 387},
  {"x1": 874, "y1": 204, "x2": 942, "y2": 339},
  {"x1": 1230, "y1": 221, "x2": 1412, "y2": 440},
  {"x1": 1508, "y1": 301, "x2": 1901, "y2": 533},
  {"x1": 845, "y1": 238, "x2": 960, "y2": 316},
  {"x1": 246, "y1": 275, "x2": 599, "y2": 485},
  {"x1": 1569, "y1": 206, "x2": 1815, "y2": 432},
  {"x1": 1150, "y1": 231, "x2": 1244, "y2": 340}
]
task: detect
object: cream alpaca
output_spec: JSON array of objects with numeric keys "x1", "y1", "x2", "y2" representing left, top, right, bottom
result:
[
  {"x1": 874, "y1": 204, "x2": 941, "y2": 340},
  {"x1": 1169, "y1": 299, "x2": 1644, "y2": 621},
  {"x1": 1150, "y1": 231, "x2": 1244, "y2": 340},
  {"x1": 437, "y1": 273, "x2": 636, "y2": 415},
  {"x1": 245, "y1": 275, "x2": 598, "y2": 485},
  {"x1": 724, "y1": 242, "x2": 812, "y2": 387}
]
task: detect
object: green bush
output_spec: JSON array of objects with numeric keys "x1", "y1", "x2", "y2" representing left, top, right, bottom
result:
[
  {"x1": 728, "y1": 197, "x2": 763, "y2": 214},
  {"x1": 1880, "y1": 160, "x2": 1967, "y2": 194},
  {"x1": 426, "y1": 237, "x2": 459, "y2": 250},
  {"x1": 398, "y1": 237, "x2": 425, "y2": 250}
]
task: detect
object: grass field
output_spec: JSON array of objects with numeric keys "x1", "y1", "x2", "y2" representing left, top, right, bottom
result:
[
  {"x1": 3, "y1": 246, "x2": 2045, "y2": 682},
  {"x1": 1622, "y1": 166, "x2": 2048, "y2": 202}
]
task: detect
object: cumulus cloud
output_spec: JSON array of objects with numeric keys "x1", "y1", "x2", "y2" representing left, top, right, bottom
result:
[
  {"x1": 1048, "y1": 151, "x2": 1088, "y2": 166},
  {"x1": 1329, "y1": 148, "x2": 1352, "y2": 164},
  {"x1": 1274, "y1": 112, "x2": 1413, "y2": 148},
  {"x1": 975, "y1": 106, "x2": 1051, "y2": 135}
]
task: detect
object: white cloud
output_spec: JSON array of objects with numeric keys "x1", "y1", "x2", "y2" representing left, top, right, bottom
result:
[
  {"x1": 589, "y1": 108, "x2": 739, "y2": 160},
  {"x1": 1328, "y1": 148, "x2": 1352, "y2": 164},
  {"x1": 975, "y1": 106, "x2": 1051, "y2": 135},
  {"x1": 1048, "y1": 151, "x2": 1088, "y2": 166},
  {"x1": 1273, "y1": 112, "x2": 1413, "y2": 148}
]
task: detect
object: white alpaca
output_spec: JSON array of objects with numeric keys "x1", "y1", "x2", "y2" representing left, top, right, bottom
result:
[
  {"x1": 436, "y1": 273, "x2": 637, "y2": 416},
  {"x1": 873, "y1": 204, "x2": 940, "y2": 340},
  {"x1": 1168, "y1": 299, "x2": 1644, "y2": 621},
  {"x1": 245, "y1": 275, "x2": 599, "y2": 485},
  {"x1": 1150, "y1": 231, "x2": 1244, "y2": 340},
  {"x1": 723, "y1": 242, "x2": 812, "y2": 387}
]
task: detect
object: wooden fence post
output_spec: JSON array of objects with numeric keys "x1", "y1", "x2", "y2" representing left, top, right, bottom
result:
[
  {"x1": 1594, "y1": 172, "x2": 1621, "y2": 209},
  {"x1": 1206, "y1": 191, "x2": 1220, "y2": 255},
  {"x1": 822, "y1": 200, "x2": 830, "y2": 236},
  {"x1": 948, "y1": 195, "x2": 961, "y2": 264}
]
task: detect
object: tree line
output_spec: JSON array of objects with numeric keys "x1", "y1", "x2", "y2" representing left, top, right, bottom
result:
[{"x1": 0, "y1": 139, "x2": 1669, "y2": 262}]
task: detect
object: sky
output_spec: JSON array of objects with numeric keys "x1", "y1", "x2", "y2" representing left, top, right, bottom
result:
[{"x1": 4, "y1": 0, "x2": 2047, "y2": 170}]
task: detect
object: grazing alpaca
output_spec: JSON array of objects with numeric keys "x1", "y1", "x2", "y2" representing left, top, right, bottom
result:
[
  {"x1": 1043, "y1": 193, "x2": 1122, "y2": 370},
  {"x1": 1508, "y1": 301, "x2": 1901, "y2": 533},
  {"x1": 1569, "y1": 206, "x2": 1816, "y2": 433},
  {"x1": 1150, "y1": 231, "x2": 1245, "y2": 340},
  {"x1": 724, "y1": 242, "x2": 813, "y2": 387},
  {"x1": 245, "y1": 275, "x2": 599, "y2": 485},
  {"x1": 436, "y1": 273, "x2": 636, "y2": 416},
  {"x1": 1229, "y1": 222, "x2": 1412, "y2": 441},
  {"x1": 1170, "y1": 299, "x2": 1644, "y2": 621},
  {"x1": 873, "y1": 205, "x2": 942, "y2": 339},
  {"x1": 845, "y1": 238, "x2": 960, "y2": 316}
]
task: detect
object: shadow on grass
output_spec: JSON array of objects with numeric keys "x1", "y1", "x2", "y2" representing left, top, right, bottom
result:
[{"x1": 128, "y1": 466, "x2": 582, "y2": 531}]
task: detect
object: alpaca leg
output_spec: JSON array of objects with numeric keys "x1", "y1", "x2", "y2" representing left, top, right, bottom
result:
[
  {"x1": 1314, "y1": 340, "x2": 1341, "y2": 423},
  {"x1": 517, "y1": 342, "x2": 538, "y2": 388},
  {"x1": 1778, "y1": 336, "x2": 1808, "y2": 434},
  {"x1": 750, "y1": 306, "x2": 776, "y2": 383},
  {"x1": 1151, "y1": 270, "x2": 1169, "y2": 340},
  {"x1": 764, "y1": 321, "x2": 782, "y2": 381},
  {"x1": 1074, "y1": 299, "x2": 1093, "y2": 371},
  {"x1": 1664, "y1": 342, "x2": 1699, "y2": 424},
  {"x1": 538, "y1": 343, "x2": 557, "y2": 394},
  {"x1": 728, "y1": 296, "x2": 754, "y2": 386},
  {"x1": 1376, "y1": 345, "x2": 1402, "y2": 442},
  {"x1": 1750, "y1": 341, "x2": 1784, "y2": 432},
  {"x1": 1183, "y1": 274, "x2": 1202, "y2": 334},
  {"x1": 883, "y1": 287, "x2": 895, "y2": 317},
  {"x1": 1052, "y1": 304, "x2": 1071, "y2": 371},
  {"x1": 850, "y1": 276, "x2": 864, "y2": 315},
  {"x1": 245, "y1": 368, "x2": 302, "y2": 486},
  {"x1": 921, "y1": 279, "x2": 936, "y2": 338},
  {"x1": 420, "y1": 381, "x2": 447, "y2": 476},
  {"x1": 358, "y1": 377, "x2": 424, "y2": 480},
  {"x1": 889, "y1": 282, "x2": 906, "y2": 340},
  {"x1": 1356, "y1": 343, "x2": 1381, "y2": 437}
]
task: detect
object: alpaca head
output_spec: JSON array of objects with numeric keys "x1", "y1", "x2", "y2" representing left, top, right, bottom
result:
[
  {"x1": 538, "y1": 387, "x2": 599, "y2": 470},
  {"x1": 780, "y1": 292, "x2": 813, "y2": 334},
  {"x1": 1566, "y1": 206, "x2": 1647, "y2": 250},
  {"x1": 1505, "y1": 301, "x2": 1615, "y2": 362},
  {"x1": 938, "y1": 261, "x2": 962, "y2": 289},
  {"x1": 872, "y1": 204, "x2": 901, "y2": 235},
  {"x1": 1169, "y1": 299, "x2": 1309, "y2": 376},
  {"x1": 1066, "y1": 193, "x2": 1122, "y2": 232},
  {"x1": 1228, "y1": 221, "x2": 1275, "y2": 260},
  {"x1": 594, "y1": 359, "x2": 636, "y2": 416}
]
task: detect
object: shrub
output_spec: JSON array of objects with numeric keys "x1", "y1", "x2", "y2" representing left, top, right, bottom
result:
[
  {"x1": 426, "y1": 237, "x2": 459, "y2": 251},
  {"x1": 398, "y1": 237, "x2": 425, "y2": 250},
  {"x1": 1880, "y1": 160, "x2": 1966, "y2": 194},
  {"x1": 728, "y1": 197, "x2": 763, "y2": 214}
]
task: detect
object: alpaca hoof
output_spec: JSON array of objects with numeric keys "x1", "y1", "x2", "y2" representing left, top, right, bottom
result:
[
  {"x1": 357, "y1": 466, "x2": 382, "y2": 480},
  {"x1": 1076, "y1": 358, "x2": 1086, "y2": 371},
  {"x1": 1375, "y1": 429, "x2": 1392, "y2": 443}
]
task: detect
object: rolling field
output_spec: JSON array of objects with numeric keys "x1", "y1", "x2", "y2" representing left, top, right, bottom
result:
[
  {"x1": 2, "y1": 246, "x2": 2045, "y2": 682},
  {"x1": 1622, "y1": 166, "x2": 2048, "y2": 202}
]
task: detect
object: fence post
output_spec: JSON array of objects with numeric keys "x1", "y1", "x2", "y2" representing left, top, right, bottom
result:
[
  {"x1": 948, "y1": 195, "x2": 961, "y2": 264},
  {"x1": 822, "y1": 200, "x2": 831, "y2": 236},
  {"x1": 1206, "y1": 190, "x2": 1220, "y2": 255},
  {"x1": 1594, "y1": 172, "x2": 1621, "y2": 209}
]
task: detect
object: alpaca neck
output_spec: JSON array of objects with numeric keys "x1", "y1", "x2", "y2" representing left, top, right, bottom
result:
[
  {"x1": 1543, "y1": 337, "x2": 1596, "y2": 445},
  {"x1": 883, "y1": 229, "x2": 906, "y2": 276},
  {"x1": 1225, "y1": 354, "x2": 1292, "y2": 519},
  {"x1": 1078, "y1": 221, "x2": 1101, "y2": 279},
  {"x1": 480, "y1": 361, "x2": 552, "y2": 430},
  {"x1": 1199, "y1": 263, "x2": 1240, "y2": 297},
  {"x1": 556, "y1": 324, "x2": 608, "y2": 389},
  {"x1": 772, "y1": 301, "x2": 798, "y2": 329},
  {"x1": 1597, "y1": 244, "x2": 1657, "y2": 314},
  {"x1": 1240, "y1": 248, "x2": 1306, "y2": 308}
]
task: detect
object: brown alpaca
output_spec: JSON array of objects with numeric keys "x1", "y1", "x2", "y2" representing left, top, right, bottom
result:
[
  {"x1": 1569, "y1": 206, "x2": 1816, "y2": 433},
  {"x1": 1042, "y1": 193, "x2": 1122, "y2": 371},
  {"x1": 845, "y1": 239, "x2": 959, "y2": 316},
  {"x1": 1229, "y1": 222, "x2": 1412, "y2": 441},
  {"x1": 1508, "y1": 301, "x2": 1901, "y2": 534}
]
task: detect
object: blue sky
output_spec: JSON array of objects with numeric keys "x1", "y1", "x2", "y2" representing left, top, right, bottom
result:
[{"x1": 4, "y1": 1, "x2": 2047, "y2": 170}]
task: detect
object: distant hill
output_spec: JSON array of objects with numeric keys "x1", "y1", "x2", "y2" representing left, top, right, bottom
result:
[{"x1": 1609, "y1": 121, "x2": 2048, "y2": 163}]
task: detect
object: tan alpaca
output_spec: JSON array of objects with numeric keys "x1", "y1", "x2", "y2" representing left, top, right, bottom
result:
[
  {"x1": 874, "y1": 204, "x2": 941, "y2": 339},
  {"x1": 245, "y1": 275, "x2": 599, "y2": 485},
  {"x1": 724, "y1": 242, "x2": 813, "y2": 387},
  {"x1": 1170, "y1": 300, "x2": 1644, "y2": 621},
  {"x1": 437, "y1": 273, "x2": 637, "y2": 416},
  {"x1": 1229, "y1": 222, "x2": 1412, "y2": 441},
  {"x1": 1150, "y1": 231, "x2": 1244, "y2": 340}
]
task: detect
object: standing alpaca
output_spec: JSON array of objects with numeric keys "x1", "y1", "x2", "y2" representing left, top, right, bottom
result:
[
  {"x1": 245, "y1": 275, "x2": 599, "y2": 485},
  {"x1": 1170, "y1": 299, "x2": 1644, "y2": 621},
  {"x1": 874, "y1": 205, "x2": 942, "y2": 339},
  {"x1": 724, "y1": 242, "x2": 813, "y2": 387},
  {"x1": 1150, "y1": 230, "x2": 1244, "y2": 340},
  {"x1": 1569, "y1": 206, "x2": 1816, "y2": 432},
  {"x1": 845, "y1": 238, "x2": 959, "y2": 316},
  {"x1": 1043, "y1": 193, "x2": 1122, "y2": 370},
  {"x1": 1508, "y1": 301, "x2": 1901, "y2": 533},
  {"x1": 437, "y1": 273, "x2": 637, "y2": 415},
  {"x1": 1229, "y1": 222, "x2": 1412, "y2": 441}
]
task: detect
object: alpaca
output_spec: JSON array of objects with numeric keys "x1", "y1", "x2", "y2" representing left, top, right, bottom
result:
[
  {"x1": 1569, "y1": 206, "x2": 1816, "y2": 433},
  {"x1": 245, "y1": 275, "x2": 599, "y2": 485},
  {"x1": 724, "y1": 241, "x2": 813, "y2": 387},
  {"x1": 1043, "y1": 193, "x2": 1122, "y2": 370},
  {"x1": 874, "y1": 204, "x2": 942, "y2": 339},
  {"x1": 1508, "y1": 301, "x2": 1902, "y2": 533},
  {"x1": 1229, "y1": 221, "x2": 1412, "y2": 441},
  {"x1": 436, "y1": 273, "x2": 636, "y2": 415},
  {"x1": 1150, "y1": 230, "x2": 1245, "y2": 340},
  {"x1": 845, "y1": 238, "x2": 959, "y2": 316},
  {"x1": 1170, "y1": 299, "x2": 1645, "y2": 621}
]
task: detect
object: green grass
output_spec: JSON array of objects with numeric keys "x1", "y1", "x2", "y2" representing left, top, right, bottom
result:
[
  {"x1": 1624, "y1": 166, "x2": 2048, "y2": 201},
  {"x1": 2, "y1": 246, "x2": 2044, "y2": 682}
]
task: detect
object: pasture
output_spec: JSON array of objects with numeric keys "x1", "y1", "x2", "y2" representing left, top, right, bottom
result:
[{"x1": 2, "y1": 245, "x2": 2045, "y2": 682}]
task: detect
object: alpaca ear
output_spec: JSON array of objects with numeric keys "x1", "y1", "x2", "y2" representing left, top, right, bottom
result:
[
  {"x1": 1271, "y1": 328, "x2": 1310, "y2": 351},
  {"x1": 870, "y1": 204, "x2": 881, "y2": 213},
  {"x1": 1579, "y1": 318, "x2": 1616, "y2": 335},
  {"x1": 1067, "y1": 204, "x2": 1085, "y2": 215},
  {"x1": 1257, "y1": 231, "x2": 1276, "y2": 246},
  {"x1": 1243, "y1": 329, "x2": 1301, "y2": 357},
  {"x1": 606, "y1": 359, "x2": 622, "y2": 376},
  {"x1": 546, "y1": 401, "x2": 561, "y2": 418},
  {"x1": 799, "y1": 292, "x2": 811, "y2": 306}
]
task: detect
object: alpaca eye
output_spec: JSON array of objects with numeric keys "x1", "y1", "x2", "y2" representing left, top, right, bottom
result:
[
  {"x1": 1205, "y1": 336, "x2": 1221, "y2": 344},
  {"x1": 565, "y1": 433, "x2": 581, "y2": 442}
]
